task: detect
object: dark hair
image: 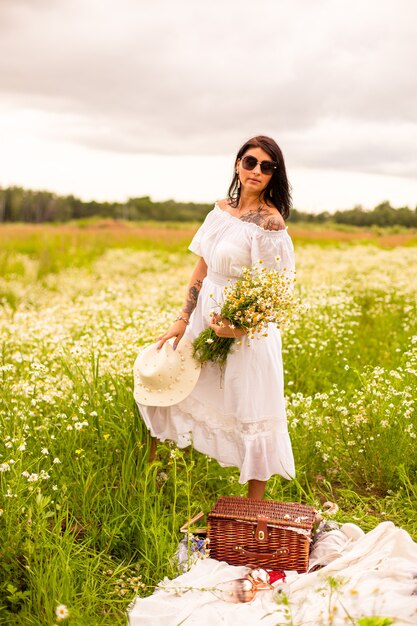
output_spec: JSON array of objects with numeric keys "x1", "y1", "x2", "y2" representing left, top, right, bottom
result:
[{"x1": 227, "y1": 135, "x2": 292, "y2": 220}]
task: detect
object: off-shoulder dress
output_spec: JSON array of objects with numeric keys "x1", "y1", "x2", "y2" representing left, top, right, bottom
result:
[{"x1": 136, "y1": 203, "x2": 296, "y2": 484}]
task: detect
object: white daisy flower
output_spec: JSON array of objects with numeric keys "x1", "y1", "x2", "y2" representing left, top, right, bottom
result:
[{"x1": 55, "y1": 603, "x2": 69, "y2": 620}]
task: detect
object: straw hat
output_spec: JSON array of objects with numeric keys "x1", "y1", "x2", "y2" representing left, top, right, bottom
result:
[{"x1": 133, "y1": 338, "x2": 201, "y2": 407}]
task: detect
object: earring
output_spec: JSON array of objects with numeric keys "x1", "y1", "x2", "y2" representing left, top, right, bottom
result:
[{"x1": 236, "y1": 171, "x2": 240, "y2": 189}]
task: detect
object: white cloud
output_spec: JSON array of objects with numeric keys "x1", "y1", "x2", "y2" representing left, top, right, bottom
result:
[{"x1": 0, "y1": 0, "x2": 416, "y2": 208}]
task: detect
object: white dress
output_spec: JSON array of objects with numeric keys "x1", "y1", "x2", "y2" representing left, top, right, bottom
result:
[{"x1": 137, "y1": 203, "x2": 295, "y2": 484}]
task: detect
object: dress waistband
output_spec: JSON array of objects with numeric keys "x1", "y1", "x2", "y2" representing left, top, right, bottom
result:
[{"x1": 206, "y1": 270, "x2": 237, "y2": 287}]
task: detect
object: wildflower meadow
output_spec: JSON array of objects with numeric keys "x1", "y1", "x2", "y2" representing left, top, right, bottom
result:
[{"x1": 0, "y1": 221, "x2": 416, "y2": 624}]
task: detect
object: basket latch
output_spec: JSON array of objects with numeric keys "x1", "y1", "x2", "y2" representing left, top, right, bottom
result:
[{"x1": 255, "y1": 515, "x2": 269, "y2": 542}]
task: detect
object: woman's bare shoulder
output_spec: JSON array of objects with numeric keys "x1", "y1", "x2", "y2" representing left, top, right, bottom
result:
[{"x1": 261, "y1": 210, "x2": 286, "y2": 231}]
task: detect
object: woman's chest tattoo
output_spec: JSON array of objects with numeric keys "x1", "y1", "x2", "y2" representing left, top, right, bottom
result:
[{"x1": 239, "y1": 207, "x2": 281, "y2": 231}]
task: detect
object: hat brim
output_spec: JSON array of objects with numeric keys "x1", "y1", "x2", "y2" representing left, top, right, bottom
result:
[{"x1": 133, "y1": 338, "x2": 201, "y2": 407}]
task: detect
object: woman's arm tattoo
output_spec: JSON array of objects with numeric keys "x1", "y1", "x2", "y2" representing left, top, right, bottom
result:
[{"x1": 182, "y1": 279, "x2": 203, "y2": 316}]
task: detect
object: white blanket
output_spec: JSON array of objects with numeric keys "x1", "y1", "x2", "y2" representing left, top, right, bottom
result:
[{"x1": 128, "y1": 522, "x2": 417, "y2": 625}]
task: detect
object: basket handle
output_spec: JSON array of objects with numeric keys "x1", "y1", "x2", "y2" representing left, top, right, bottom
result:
[{"x1": 234, "y1": 545, "x2": 289, "y2": 559}]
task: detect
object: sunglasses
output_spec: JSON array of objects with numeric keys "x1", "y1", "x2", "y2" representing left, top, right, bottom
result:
[{"x1": 241, "y1": 155, "x2": 277, "y2": 176}]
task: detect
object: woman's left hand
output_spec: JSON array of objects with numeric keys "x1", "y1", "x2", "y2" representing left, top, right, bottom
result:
[{"x1": 209, "y1": 314, "x2": 246, "y2": 338}]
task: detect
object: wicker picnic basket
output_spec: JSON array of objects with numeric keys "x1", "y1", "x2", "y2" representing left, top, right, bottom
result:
[{"x1": 207, "y1": 496, "x2": 316, "y2": 573}]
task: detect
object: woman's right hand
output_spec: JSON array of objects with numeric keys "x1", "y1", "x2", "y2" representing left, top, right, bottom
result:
[{"x1": 156, "y1": 320, "x2": 188, "y2": 351}]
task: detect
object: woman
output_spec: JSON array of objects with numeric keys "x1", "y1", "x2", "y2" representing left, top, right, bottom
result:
[{"x1": 137, "y1": 135, "x2": 295, "y2": 499}]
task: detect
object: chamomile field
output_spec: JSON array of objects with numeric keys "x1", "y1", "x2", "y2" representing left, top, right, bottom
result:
[{"x1": 0, "y1": 220, "x2": 416, "y2": 625}]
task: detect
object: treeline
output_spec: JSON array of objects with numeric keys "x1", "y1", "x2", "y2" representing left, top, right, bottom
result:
[
  {"x1": 292, "y1": 202, "x2": 417, "y2": 228},
  {"x1": 0, "y1": 187, "x2": 416, "y2": 227},
  {"x1": 0, "y1": 187, "x2": 211, "y2": 223}
]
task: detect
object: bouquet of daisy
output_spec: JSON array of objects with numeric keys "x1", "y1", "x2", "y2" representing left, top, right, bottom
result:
[{"x1": 192, "y1": 261, "x2": 297, "y2": 366}]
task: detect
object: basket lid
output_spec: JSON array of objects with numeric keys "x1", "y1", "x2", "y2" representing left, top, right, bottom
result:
[{"x1": 208, "y1": 496, "x2": 316, "y2": 530}]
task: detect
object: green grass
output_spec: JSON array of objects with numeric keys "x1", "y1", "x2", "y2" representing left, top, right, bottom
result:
[{"x1": 0, "y1": 226, "x2": 416, "y2": 624}]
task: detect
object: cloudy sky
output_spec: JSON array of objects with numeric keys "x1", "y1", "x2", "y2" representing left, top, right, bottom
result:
[{"x1": 1, "y1": 0, "x2": 416, "y2": 213}]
